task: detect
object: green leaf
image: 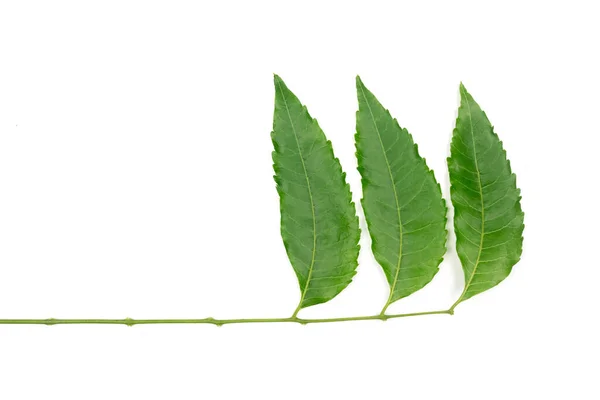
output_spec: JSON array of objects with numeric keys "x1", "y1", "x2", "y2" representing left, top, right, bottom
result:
[
  {"x1": 448, "y1": 84, "x2": 524, "y2": 307},
  {"x1": 271, "y1": 75, "x2": 360, "y2": 315},
  {"x1": 355, "y1": 77, "x2": 447, "y2": 312}
]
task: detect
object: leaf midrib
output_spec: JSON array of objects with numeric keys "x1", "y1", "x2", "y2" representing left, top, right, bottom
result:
[
  {"x1": 276, "y1": 80, "x2": 317, "y2": 313},
  {"x1": 359, "y1": 85, "x2": 404, "y2": 307},
  {"x1": 455, "y1": 86, "x2": 486, "y2": 305}
]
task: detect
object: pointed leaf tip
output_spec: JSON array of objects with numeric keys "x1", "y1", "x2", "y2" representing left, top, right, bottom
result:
[{"x1": 273, "y1": 74, "x2": 283, "y2": 85}]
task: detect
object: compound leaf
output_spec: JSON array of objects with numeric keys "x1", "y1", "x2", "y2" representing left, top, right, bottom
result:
[
  {"x1": 355, "y1": 77, "x2": 447, "y2": 311},
  {"x1": 448, "y1": 84, "x2": 524, "y2": 307},
  {"x1": 272, "y1": 75, "x2": 360, "y2": 314}
]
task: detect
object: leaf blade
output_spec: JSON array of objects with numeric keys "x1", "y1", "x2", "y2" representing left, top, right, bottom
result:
[
  {"x1": 272, "y1": 75, "x2": 360, "y2": 312},
  {"x1": 355, "y1": 77, "x2": 447, "y2": 310},
  {"x1": 449, "y1": 84, "x2": 524, "y2": 306}
]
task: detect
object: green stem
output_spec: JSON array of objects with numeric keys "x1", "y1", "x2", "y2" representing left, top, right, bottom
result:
[
  {"x1": 291, "y1": 305, "x2": 302, "y2": 319},
  {"x1": 0, "y1": 309, "x2": 452, "y2": 326},
  {"x1": 379, "y1": 295, "x2": 394, "y2": 315},
  {"x1": 449, "y1": 296, "x2": 463, "y2": 313},
  {"x1": 380, "y1": 306, "x2": 389, "y2": 316}
]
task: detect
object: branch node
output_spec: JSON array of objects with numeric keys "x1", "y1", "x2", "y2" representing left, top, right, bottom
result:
[{"x1": 206, "y1": 317, "x2": 223, "y2": 326}]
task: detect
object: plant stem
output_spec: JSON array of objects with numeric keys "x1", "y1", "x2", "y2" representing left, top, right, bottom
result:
[
  {"x1": 449, "y1": 297, "x2": 462, "y2": 313},
  {"x1": 291, "y1": 304, "x2": 302, "y2": 319},
  {"x1": 379, "y1": 296, "x2": 393, "y2": 315},
  {"x1": 0, "y1": 309, "x2": 452, "y2": 326}
]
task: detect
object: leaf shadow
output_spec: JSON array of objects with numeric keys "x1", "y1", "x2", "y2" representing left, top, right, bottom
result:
[{"x1": 442, "y1": 87, "x2": 466, "y2": 294}]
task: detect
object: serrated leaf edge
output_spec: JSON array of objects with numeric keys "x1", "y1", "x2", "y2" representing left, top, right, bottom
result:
[
  {"x1": 356, "y1": 77, "x2": 448, "y2": 312},
  {"x1": 272, "y1": 75, "x2": 361, "y2": 315},
  {"x1": 449, "y1": 83, "x2": 525, "y2": 309}
]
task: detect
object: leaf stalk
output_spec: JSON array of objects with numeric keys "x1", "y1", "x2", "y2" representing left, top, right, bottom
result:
[{"x1": 0, "y1": 310, "x2": 452, "y2": 326}]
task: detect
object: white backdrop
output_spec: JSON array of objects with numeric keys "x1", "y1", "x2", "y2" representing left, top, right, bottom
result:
[{"x1": 1, "y1": 1, "x2": 598, "y2": 399}]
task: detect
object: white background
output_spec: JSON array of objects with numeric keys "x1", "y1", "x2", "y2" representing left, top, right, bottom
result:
[{"x1": 1, "y1": 1, "x2": 598, "y2": 398}]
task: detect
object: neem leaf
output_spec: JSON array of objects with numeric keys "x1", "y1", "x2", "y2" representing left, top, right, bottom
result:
[
  {"x1": 272, "y1": 75, "x2": 360, "y2": 314},
  {"x1": 355, "y1": 77, "x2": 447, "y2": 312},
  {"x1": 448, "y1": 84, "x2": 524, "y2": 307}
]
